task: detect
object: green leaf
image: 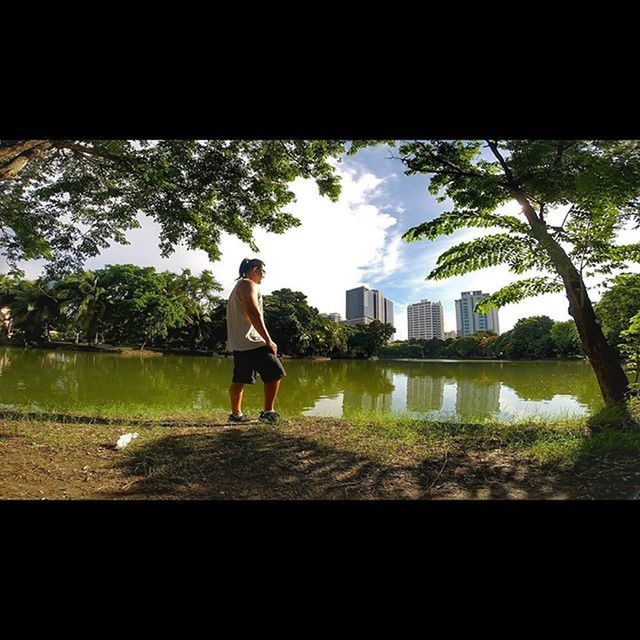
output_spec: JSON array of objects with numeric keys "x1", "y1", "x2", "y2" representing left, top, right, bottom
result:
[
  {"x1": 474, "y1": 278, "x2": 564, "y2": 313},
  {"x1": 0, "y1": 139, "x2": 348, "y2": 276},
  {"x1": 427, "y1": 234, "x2": 546, "y2": 280},
  {"x1": 403, "y1": 210, "x2": 529, "y2": 244},
  {"x1": 610, "y1": 243, "x2": 640, "y2": 263}
]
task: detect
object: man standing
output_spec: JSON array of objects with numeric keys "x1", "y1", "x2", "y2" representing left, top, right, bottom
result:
[{"x1": 226, "y1": 258, "x2": 286, "y2": 423}]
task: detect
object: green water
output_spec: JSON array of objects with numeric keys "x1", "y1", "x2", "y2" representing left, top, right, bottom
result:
[{"x1": 0, "y1": 347, "x2": 605, "y2": 421}]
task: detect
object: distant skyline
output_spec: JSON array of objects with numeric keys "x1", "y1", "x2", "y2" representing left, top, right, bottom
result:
[{"x1": 3, "y1": 144, "x2": 639, "y2": 341}]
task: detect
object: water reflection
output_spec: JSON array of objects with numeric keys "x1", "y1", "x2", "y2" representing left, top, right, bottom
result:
[
  {"x1": 0, "y1": 347, "x2": 603, "y2": 420},
  {"x1": 456, "y1": 378, "x2": 501, "y2": 417},
  {"x1": 343, "y1": 367, "x2": 395, "y2": 412},
  {"x1": 406, "y1": 374, "x2": 445, "y2": 412}
]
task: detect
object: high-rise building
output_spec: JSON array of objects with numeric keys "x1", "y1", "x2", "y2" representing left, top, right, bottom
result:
[
  {"x1": 384, "y1": 298, "x2": 394, "y2": 329},
  {"x1": 345, "y1": 286, "x2": 394, "y2": 323},
  {"x1": 322, "y1": 312, "x2": 342, "y2": 323},
  {"x1": 443, "y1": 330, "x2": 457, "y2": 340},
  {"x1": 372, "y1": 289, "x2": 386, "y2": 324},
  {"x1": 407, "y1": 300, "x2": 444, "y2": 340},
  {"x1": 455, "y1": 291, "x2": 500, "y2": 336},
  {"x1": 345, "y1": 286, "x2": 375, "y2": 322},
  {"x1": 345, "y1": 286, "x2": 395, "y2": 339}
]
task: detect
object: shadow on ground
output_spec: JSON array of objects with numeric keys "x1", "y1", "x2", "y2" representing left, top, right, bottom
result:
[
  {"x1": 107, "y1": 427, "x2": 419, "y2": 499},
  {"x1": 101, "y1": 425, "x2": 640, "y2": 500}
]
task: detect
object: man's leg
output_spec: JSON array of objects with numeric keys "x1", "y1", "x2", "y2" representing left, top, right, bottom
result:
[
  {"x1": 230, "y1": 382, "x2": 245, "y2": 414},
  {"x1": 263, "y1": 378, "x2": 281, "y2": 412}
]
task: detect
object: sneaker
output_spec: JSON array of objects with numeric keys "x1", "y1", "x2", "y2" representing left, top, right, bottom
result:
[
  {"x1": 259, "y1": 410, "x2": 281, "y2": 424},
  {"x1": 227, "y1": 413, "x2": 252, "y2": 423}
]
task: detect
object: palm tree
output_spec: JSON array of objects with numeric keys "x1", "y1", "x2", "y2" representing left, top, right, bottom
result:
[
  {"x1": 322, "y1": 321, "x2": 348, "y2": 358},
  {"x1": 59, "y1": 272, "x2": 107, "y2": 345},
  {"x1": 9, "y1": 280, "x2": 62, "y2": 345},
  {"x1": 163, "y1": 270, "x2": 222, "y2": 351}
]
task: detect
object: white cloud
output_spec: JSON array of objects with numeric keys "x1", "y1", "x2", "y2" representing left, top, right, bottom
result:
[
  {"x1": 361, "y1": 230, "x2": 404, "y2": 285},
  {"x1": 212, "y1": 171, "x2": 400, "y2": 317},
  {"x1": 67, "y1": 166, "x2": 404, "y2": 324}
]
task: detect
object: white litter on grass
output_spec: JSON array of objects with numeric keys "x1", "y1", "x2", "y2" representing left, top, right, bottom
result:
[{"x1": 115, "y1": 432, "x2": 139, "y2": 450}]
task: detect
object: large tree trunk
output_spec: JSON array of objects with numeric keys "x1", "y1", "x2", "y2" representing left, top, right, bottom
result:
[
  {"x1": 0, "y1": 140, "x2": 51, "y2": 180},
  {"x1": 561, "y1": 267, "x2": 629, "y2": 405},
  {"x1": 518, "y1": 199, "x2": 629, "y2": 406},
  {"x1": 484, "y1": 138, "x2": 630, "y2": 407},
  {"x1": 0, "y1": 140, "x2": 129, "y2": 181}
]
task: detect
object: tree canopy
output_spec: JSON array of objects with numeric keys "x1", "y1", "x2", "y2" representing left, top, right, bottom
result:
[
  {"x1": 0, "y1": 140, "x2": 347, "y2": 276},
  {"x1": 397, "y1": 139, "x2": 640, "y2": 406},
  {"x1": 400, "y1": 140, "x2": 640, "y2": 312},
  {"x1": 595, "y1": 272, "x2": 640, "y2": 351}
]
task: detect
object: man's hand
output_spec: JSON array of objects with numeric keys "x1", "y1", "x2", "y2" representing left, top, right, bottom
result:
[{"x1": 267, "y1": 340, "x2": 278, "y2": 355}]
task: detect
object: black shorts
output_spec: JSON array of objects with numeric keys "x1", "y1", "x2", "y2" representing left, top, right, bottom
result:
[{"x1": 232, "y1": 346, "x2": 287, "y2": 384}]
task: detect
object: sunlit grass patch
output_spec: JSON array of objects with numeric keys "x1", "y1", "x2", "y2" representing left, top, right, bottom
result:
[{"x1": 1, "y1": 400, "x2": 639, "y2": 470}]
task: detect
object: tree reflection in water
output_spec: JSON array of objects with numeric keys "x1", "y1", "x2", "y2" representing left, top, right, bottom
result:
[{"x1": 0, "y1": 347, "x2": 602, "y2": 420}]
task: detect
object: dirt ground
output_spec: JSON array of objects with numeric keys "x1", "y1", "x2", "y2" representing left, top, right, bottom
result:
[{"x1": 2, "y1": 414, "x2": 640, "y2": 500}]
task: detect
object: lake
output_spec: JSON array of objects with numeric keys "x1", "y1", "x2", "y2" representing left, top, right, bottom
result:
[{"x1": 0, "y1": 347, "x2": 604, "y2": 421}]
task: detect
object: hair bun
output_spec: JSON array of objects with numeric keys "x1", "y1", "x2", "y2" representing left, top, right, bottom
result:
[{"x1": 238, "y1": 257, "x2": 264, "y2": 279}]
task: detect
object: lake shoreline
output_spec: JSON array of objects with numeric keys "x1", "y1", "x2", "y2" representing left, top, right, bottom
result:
[
  {"x1": 0, "y1": 344, "x2": 604, "y2": 420},
  {"x1": 1, "y1": 341, "x2": 589, "y2": 363},
  {"x1": 0, "y1": 403, "x2": 638, "y2": 500}
]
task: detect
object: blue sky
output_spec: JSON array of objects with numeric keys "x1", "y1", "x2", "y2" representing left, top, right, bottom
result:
[
  {"x1": 336, "y1": 143, "x2": 577, "y2": 338},
  {"x1": 4, "y1": 141, "x2": 602, "y2": 340}
]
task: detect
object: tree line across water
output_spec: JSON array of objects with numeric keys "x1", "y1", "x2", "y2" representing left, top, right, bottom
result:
[
  {"x1": 0, "y1": 265, "x2": 393, "y2": 359},
  {"x1": 379, "y1": 316, "x2": 583, "y2": 360},
  {"x1": 0, "y1": 265, "x2": 637, "y2": 380}
]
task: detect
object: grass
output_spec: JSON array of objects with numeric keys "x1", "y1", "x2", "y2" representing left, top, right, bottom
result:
[
  {"x1": 1, "y1": 399, "x2": 639, "y2": 500},
  {"x1": 2, "y1": 400, "x2": 639, "y2": 466},
  {"x1": 321, "y1": 403, "x2": 640, "y2": 466}
]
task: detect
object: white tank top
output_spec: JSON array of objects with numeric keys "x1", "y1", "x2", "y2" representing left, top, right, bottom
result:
[{"x1": 226, "y1": 278, "x2": 267, "y2": 352}]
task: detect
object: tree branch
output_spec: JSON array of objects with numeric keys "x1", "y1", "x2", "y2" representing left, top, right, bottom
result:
[
  {"x1": 0, "y1": 140, "x2": 48, "y2": 163},
  {"x1": 485, "y1": 140, "x2": 515, "y2": 182},
  {"x1": 51, "y1": 142, "x2": 134, "y2": 169},
  {"x1": 0, "y1": 140, "x2": 136, "y2": 181},
  {"x1": 553, "y1": 140, "x2": 575, "y2": 169},
  {"x1": 409, "y1": 141, "x2": 485, "y2": 178},
  {"x1": 0, "y1": 141, "x2": 52, "y2": 180},
  {"x1": 559, "y1": 205, "x2": 575, "y2": 230},
  {"x1": 486, "y1": 140, "x2": 544, "y2": 226},
  {"x1": 402, "y1": 156, "x2": 483, "y2": 179}
]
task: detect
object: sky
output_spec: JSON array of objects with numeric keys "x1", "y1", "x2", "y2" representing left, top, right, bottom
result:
[{"x1": 5, "y1": 143, "x2": 640, "y2": 340}]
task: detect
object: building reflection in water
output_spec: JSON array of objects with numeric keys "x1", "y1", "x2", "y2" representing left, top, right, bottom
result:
[
  {"x1": 0, "y1": 346, "x2": 602, "y2": 420},
  {"x1": 403, "y1": 371, "x2": 500, "y2": 418},
  {"x1": 302, "y1": 393, "x2": 344, "y2": 418},
  {"x1": 406, "y1": 374, "x2": 445, "y2": 412},
  {"x1": 342, "y1": 367, "x2": 395, "y2": 413},
  {"x1": 455, "y1": 378, "x2": 501, "y2": 418}
]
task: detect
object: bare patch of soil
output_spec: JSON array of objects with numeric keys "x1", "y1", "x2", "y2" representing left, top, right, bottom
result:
[{"x1": 1, "y1": 417, "x2": 639, "y2": 500}]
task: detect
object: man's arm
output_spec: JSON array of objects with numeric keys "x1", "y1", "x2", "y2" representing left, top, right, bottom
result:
[{"x1": 237, "y1": 280, "x2": 277, "y2": 354}]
